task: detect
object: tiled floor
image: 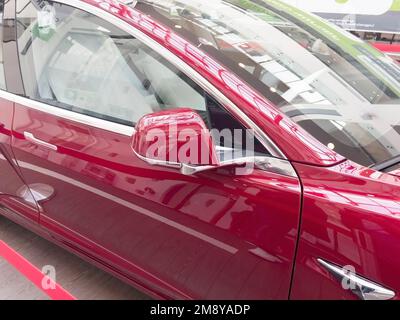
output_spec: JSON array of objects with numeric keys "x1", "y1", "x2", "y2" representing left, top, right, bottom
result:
[{"x1": 0, "y1": 215, "x2": 150, "y2": 300}]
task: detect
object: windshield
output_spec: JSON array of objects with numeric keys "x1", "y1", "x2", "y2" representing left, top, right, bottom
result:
[{"x1": 135, "y1": 0, "x2": 400, "y2": 168}]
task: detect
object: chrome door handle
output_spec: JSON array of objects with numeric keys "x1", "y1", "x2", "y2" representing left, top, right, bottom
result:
[{"x1": 24, "y1": 132, "x2": 58, "y2": 151}]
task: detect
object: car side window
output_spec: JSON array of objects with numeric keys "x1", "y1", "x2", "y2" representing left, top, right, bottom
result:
[
  {"x1": 0, "y1": 0, "x2": 6, "y2": 90},
  {"x1": 16, "y1": 1, "x2": 270, "y2": 157},
  {"x1": 16, "y1": 1, "x2": 207, "y2": 126}
]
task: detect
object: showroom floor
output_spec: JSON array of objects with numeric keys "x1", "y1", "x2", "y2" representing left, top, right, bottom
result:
[{"x1": 0, "y1": 215, "x2": 150, "y2": 300}]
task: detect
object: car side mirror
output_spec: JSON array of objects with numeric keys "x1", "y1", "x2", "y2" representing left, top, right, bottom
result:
[{"x1": 132, "y1": 108, "x2": 220, "y2": 175}]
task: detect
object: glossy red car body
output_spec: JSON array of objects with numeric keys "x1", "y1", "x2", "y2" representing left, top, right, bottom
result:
[{"x1": 1, "y1": 0, "x2": 400, "y2": 300}]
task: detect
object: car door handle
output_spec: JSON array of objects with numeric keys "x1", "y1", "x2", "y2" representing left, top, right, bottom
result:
[{"x1": 24, "y1": 132, "x2": 58, "y2": 151}]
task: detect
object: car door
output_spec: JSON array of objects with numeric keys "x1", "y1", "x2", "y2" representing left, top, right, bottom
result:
[
  {"x1": 0, "y1": 0, "x2": 39, "y2": 222},
  {"x1": 11, "y1": 0, "x2": 302, "y2": 299}
]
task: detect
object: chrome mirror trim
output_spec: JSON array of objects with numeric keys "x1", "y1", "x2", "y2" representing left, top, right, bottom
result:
[
  {"x1": 182, "y1": 157, "x2": 297, "y2": 177},
  {"x1": 133, "y1": 149, "x2": 182, "y2": 170},
  {"x1": 134, "y1": 149, "x2": 297, "y2": 177},
  {"x1": 180, "y1": 163, "x2": 219, "y2": 176},
  {"x1": 318, "y1": 259, "x2": 396, "y2": 300}
]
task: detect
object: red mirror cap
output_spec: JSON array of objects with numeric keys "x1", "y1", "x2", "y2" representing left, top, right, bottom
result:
[{"x1": 133, "y1": 108, "x2": 220, "y2": 166}]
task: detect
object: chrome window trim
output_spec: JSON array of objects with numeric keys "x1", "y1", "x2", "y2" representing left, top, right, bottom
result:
[
  {"x1": 12, "y1": 0, "x2": 287, "y2": 160},
  {"x1": 0, "y1": 90, "x2": 135, "y2": 136}
]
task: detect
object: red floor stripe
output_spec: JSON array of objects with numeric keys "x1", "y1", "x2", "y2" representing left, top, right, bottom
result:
[{"x1": 0, "y1": 240, "x2": 76, "y2": 300}]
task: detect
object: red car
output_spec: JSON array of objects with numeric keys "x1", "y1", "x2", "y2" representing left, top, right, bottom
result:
[{"x1": 1, "y1": 0, "x2": 400, "y2": 300}]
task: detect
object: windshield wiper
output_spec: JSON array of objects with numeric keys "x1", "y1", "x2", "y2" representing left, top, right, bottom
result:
[{"x1": 370, "y1": 154, "x2": 400, "y2": 171}]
